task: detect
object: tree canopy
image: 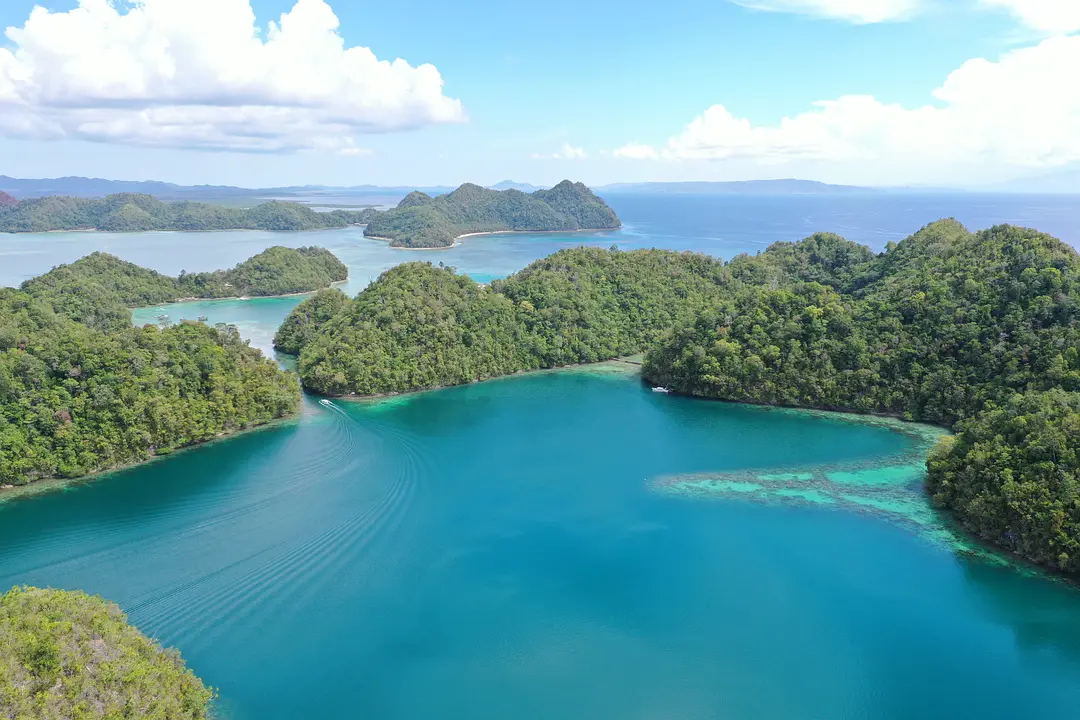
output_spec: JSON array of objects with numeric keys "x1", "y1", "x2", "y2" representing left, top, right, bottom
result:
[
  {"x1": 364, "y1": 181, "x2": 620, "y2": 248},
  {"x1": 0, "y1": 193, "x2": 371, "y2": 233},
  {"x1": 0, "y1": 586, "x2": 213, "y2": 719},
  {"x1": 282, "y1": 247, "x2": 728, "y2": 395},
  {"x1": 2, "y1": 248, "x2": 313, "y2": 487}
]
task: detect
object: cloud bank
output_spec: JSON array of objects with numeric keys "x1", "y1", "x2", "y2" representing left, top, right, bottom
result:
[
  {"x1": 614, "y1": 35, "x2": 1080, "y2": 184},
  {"x1": 729, "y1": 0, "x2": 921, "y2": 24},
  {"x1": 980, "y1": 0, "x2": 1080, "y2": 35},
  {"x1": 0, "y1": 0, "x2": 465, "y2": 152}
]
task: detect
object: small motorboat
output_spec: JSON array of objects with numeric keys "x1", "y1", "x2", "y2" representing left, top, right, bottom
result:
[
  {"x1": 652, "y1": 387, "x2": 672, "y2": 393},
  {"x1": 319, "y1": 399, "x2": 333, "y2": 407}
]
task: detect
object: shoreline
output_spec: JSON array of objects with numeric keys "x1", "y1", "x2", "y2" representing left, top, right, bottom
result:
[
  {"x1": 130, "y1": 280, "x2": 348, "y2": 312},
  {"x1": 319, "y1": 357, "x2": 643, "y2": 403},
  {"x1": 0, "y1": 413, "x2": 301, "y2": 504},
  {"x1": 365, "y1": 226, "x2": 621, "y2": 251}
]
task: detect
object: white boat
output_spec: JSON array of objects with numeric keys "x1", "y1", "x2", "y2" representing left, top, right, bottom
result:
[
  {"x1": 319, "y1": 399, "x2": 333, "y2": 407},
  {"x1": 652, "y1": 387, "x2": 672, "y2": 393}
]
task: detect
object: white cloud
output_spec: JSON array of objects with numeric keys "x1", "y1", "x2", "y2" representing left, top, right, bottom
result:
[
  {"x1": 0, "y1": 0, "x2": 465, "y2": 153},
  {"x1": 980, "y1": 0, "x2": 1080, "y2": 34},
  {"x1": 614, "y1": 142, "x2": 660, "y2": 160},
  {"x1": 614, "y1": 35, "x2": 1080, "y2": 185},
  {"x1": 532, "y1": 143, "x2": 588, "y2": 160},
  {"x1": 729, "y1": 0, "x2": 921, "y2": 23}
]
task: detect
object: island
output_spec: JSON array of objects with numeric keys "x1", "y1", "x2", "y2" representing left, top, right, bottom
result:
[
  {"x1": 363, "y1": 180, "x2": 621, "y2": 248},
  {"x1": 22, "y1": 246, "x2": 348, "y2": 331},
  {"x1": 0, "y1": 587, "x2": 213, "y2": 719},
  {"x1": 0, "y1": 192, "x2": 373, "y2": 233},
  {"x1": 277, "y1": 221, "x2": 1080, "y2": 577},
  {"x1": 0, "y1": 247, "x2": 360, "y2": 488}
]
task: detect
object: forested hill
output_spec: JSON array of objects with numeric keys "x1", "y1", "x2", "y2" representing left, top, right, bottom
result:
[
  {"x1": 21, "y1": 247, "x2": 347, "y2": 331},
  {"x1": 0, "y1": 192, "x2": 373, "y2": 233},
  {"x1": 275, "y1": 222, "x2": 1080, "y2": 577},
  {"x1": 363, "y1": 180, "x2": 620, "y2": 248},
  {"x1": 278, "y1": 248, "x2": 728, "y2": 395}
]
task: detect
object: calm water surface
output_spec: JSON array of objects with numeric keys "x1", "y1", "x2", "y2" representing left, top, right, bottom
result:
[{"x1": 3, "y1": 193, "x2": 1080, "y2": 718}]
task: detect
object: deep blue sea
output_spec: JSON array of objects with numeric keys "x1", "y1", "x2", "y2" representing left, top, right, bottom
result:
[{"x1": 3, "y1": 192, "x2": 1080, "y2": 719}]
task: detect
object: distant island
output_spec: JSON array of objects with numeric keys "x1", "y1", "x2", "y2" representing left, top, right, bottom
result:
[
  {"x1": 363, "y1": 180, "x2": 621, "y2": 248},
  {"x1": 278, "y1": 222, "x2": 1080, "y2": 579},
  {"x1": 22, "y1": 247, "x2": 348, "y2": 331},
  {"x1": 0, "y1": 192, "x2": 372, "y2": 233}
]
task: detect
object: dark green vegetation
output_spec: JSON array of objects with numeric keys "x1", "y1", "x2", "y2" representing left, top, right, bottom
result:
[
  {"x1": 0, "y1": 288, "x2": 300, "y2": 485},
  {"x1": 0, "y1": 586, "x2": 213, "y2": 719},
  {"x1": 928, "y1": 391, "x2": 1080, "y2": 573},
  {"x1": 0, "y1": 192, "x2": 372, "y2": 233},
  {"x1": 273, "y1": 288, "x2": 350, "y2": 355},
  {"x1": 1, "y1": 249, "x2": 312, "y2": 487},
  {"x1": 283, "y1": 248, "x2": 725, "y2": 395},
  {"x1": 281, "y1": 222, "x2": 1080, "y2": 575},
  {"x1": 364, "y1": 181, "x2": 620, "y2": 248},
  {"x1": 21, "y1": 247, "x2": 347, "y2": 331}
]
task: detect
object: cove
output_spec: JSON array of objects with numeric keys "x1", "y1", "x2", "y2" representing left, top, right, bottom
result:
[{"x1": 3, "y1": 365, "x2": 1080, "y2": 719}]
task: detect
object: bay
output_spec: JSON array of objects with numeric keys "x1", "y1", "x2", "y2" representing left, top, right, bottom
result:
[{"x1": 3, "y1": 192, "x2": 1080, "y2": 718}]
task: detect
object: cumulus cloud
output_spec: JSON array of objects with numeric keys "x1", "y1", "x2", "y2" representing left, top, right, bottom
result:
[
  {"x1": 980, "y1": 0, "x2": 1080, "y2": 34},
  {"x1": 0, "y1": 0, "x2": 465, "y2": 152},
  {"x1": 613, "y1": 35, "x2": 1080, "y2": 184},
  {"x1": 729, "y1": 0, "x2": 921, "y2": 23},
  {"x1": 532, "y1": 143, "x2": 588, "y2": 160}
]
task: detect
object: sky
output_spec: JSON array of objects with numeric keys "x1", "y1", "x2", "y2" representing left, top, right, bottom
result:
[{"x1": 0, "y1": 0, "x2": 1077, "y2": 188}]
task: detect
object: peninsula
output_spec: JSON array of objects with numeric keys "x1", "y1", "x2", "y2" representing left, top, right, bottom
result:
[
  {"x1": 277, "y1": 222, "x2": 1080, "y2": 578},
  {"x1": 363, "y1": 180, "x2": 620, "y2": 248},
  {"x1": 0, "y1": 247, "x2": 357, "y2": 488},
  {"x1": 23, "y1": 247, "x2": 348, "y2": 331},
  {"x1": 0, "y1": 192, "x2": 372, "y2": 233}
]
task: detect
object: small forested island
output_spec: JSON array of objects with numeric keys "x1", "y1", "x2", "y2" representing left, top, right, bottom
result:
[
  {"x1": 0, "y1": 586, "x2": 213, "y2": 719},
  {"x1": 0, "y1": 247, "x2": 347, "y2": 487},
  {"x1": 277, "y1": 221, "x2": 1080, "y2": 576},
  {"x1": 22, "y1": 247, "x2": 347, "y2": 331},
  {"x1": 0, "y1": 192, "x2": 372, "y2": 233},
  {"x1": 363, "y1": 180, "x2": 621, "y2": 248}
]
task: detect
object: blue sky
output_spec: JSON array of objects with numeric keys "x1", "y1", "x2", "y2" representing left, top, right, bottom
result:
[{"x1": 0, "y1": 0, "x2": 1076, "y2": 187}]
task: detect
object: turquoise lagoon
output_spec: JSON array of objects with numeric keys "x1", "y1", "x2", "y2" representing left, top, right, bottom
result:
[{"x1": 3, "y1": 193, "x2": 1080, "y2": 718}]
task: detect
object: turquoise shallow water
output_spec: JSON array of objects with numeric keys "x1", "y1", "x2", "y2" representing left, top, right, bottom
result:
[
  {"x1": 5, "y1": 193, "x2": 1080, "y2": 718},
  {"x1": 2, "y1": 369, "x2": 1080, "y2": 718}
]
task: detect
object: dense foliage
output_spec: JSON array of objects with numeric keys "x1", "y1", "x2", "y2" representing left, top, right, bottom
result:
[
  {"x1": 0, "y1": 191, "x2": 17, "y2": 208},
  {"x1": 0, "y1": 287, "x2": 301, "y2": 485},
  {"x1": 364, "y1": 181, "x2": 620, "y2": 248},
  {"x1": 0, "y1": 586, "x2": 213, "y2": 719},
  {"x1": 0, "y1": 193, "x2": 369, "y2": 233},
  {"x1": 647, "y1": 221, "x2": 1080, "y2": 424},
  {"x1": 21, "y1": 247, "x2": 347, "y2": 331},
  {"x1": 927, "y1": 391, "x2": 1080, "y2": 573},
  {"x1": 284, "y1": 248, "x2": 727, "y2": 395},
  {"x1": 273, "y1": 288, "x2": 351, "y2": 355},
  {"x1": 642, "y1": 220, "x2": 1080, "y2": 572}
]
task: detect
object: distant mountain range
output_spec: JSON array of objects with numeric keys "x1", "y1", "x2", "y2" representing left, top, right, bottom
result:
[
  {"x1": 2, "y1": 174, "x2": 1076, "y2": 200},
  {"x1": 0, "y1": 175, "x2": 550, "y2": 200}
]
